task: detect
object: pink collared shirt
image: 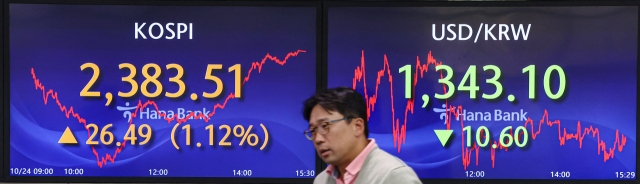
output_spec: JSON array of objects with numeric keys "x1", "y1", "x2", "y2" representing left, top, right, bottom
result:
[{"x1": 326, "y1": 138, "x2": 377, "y2": 184}]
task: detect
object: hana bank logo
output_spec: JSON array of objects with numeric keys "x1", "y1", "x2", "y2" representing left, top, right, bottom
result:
[
  {"x1": 116, "y1": 102, "x2": 211, "y2": 122},
  {"x1": 116, "y1": 102, "x2": 136, "y2": 122},
  {"x1": 431, "y1": 103, "x2": 528, "y2": 122},
  {"x1": 433, "y1": 104, "x2": 450, "y2": 124}
]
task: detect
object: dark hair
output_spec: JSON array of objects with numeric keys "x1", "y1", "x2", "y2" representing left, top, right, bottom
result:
[{"x1": 303, "y1": 86, "x2": 368, "y2": 137}]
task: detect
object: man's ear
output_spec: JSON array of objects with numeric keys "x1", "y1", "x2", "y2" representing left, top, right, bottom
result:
[{"x1": 352, "y1": 118, "x2": 365, "y2": 137}]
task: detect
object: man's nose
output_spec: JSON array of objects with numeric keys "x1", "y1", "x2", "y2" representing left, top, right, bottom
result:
[{"x1": 313, "y1": 133, "x2": 326, "y2": 145}]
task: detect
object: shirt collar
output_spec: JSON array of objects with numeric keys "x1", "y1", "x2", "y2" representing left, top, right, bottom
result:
[{"x1": 325, "y1": 138, "x2": 377, "y2": 179}]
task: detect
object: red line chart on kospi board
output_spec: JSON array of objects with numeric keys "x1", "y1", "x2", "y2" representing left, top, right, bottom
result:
[{"x1": 31, "y1": 50, "x2": 306, "y2": 168}]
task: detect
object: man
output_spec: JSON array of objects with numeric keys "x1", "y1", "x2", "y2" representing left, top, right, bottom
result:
[{"x1": 302, "y1": 87, "x2": 421, "y2": 184}]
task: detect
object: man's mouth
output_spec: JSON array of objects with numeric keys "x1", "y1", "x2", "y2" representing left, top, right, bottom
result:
[{"x1": 319, "y1": 148, "x2": 331, "y2": 157}]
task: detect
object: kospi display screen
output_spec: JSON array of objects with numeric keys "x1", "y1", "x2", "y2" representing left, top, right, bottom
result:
[
  {"x1": 8, "y1": 3, "x2": 317, "y2": 178},
  {"x1": 327, "y1": 6, "x2": 637, "y2": 180}
]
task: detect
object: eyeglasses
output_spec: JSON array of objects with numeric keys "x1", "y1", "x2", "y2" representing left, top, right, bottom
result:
[{"x1": 304, "y1": 117, "x2": 350, "y2": 140}]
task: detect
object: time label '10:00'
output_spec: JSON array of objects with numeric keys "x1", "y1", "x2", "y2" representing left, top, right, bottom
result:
[{"x1": 65, "y1": 168, "x2": 84, "y2": 175}]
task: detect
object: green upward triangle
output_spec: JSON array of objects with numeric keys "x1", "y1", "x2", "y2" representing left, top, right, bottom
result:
[{"x1": 434, "y1": 130, "x2": 453, "y2": 147}]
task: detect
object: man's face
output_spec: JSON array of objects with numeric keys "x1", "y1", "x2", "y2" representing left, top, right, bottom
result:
[{"x1": 308, "y1": 104, "x2": 357, "y2": 166}]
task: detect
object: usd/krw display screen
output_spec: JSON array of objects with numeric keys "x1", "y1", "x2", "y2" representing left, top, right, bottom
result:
[{"x1": 328, "y1": 6, "x2": 636, "y2": 180}]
